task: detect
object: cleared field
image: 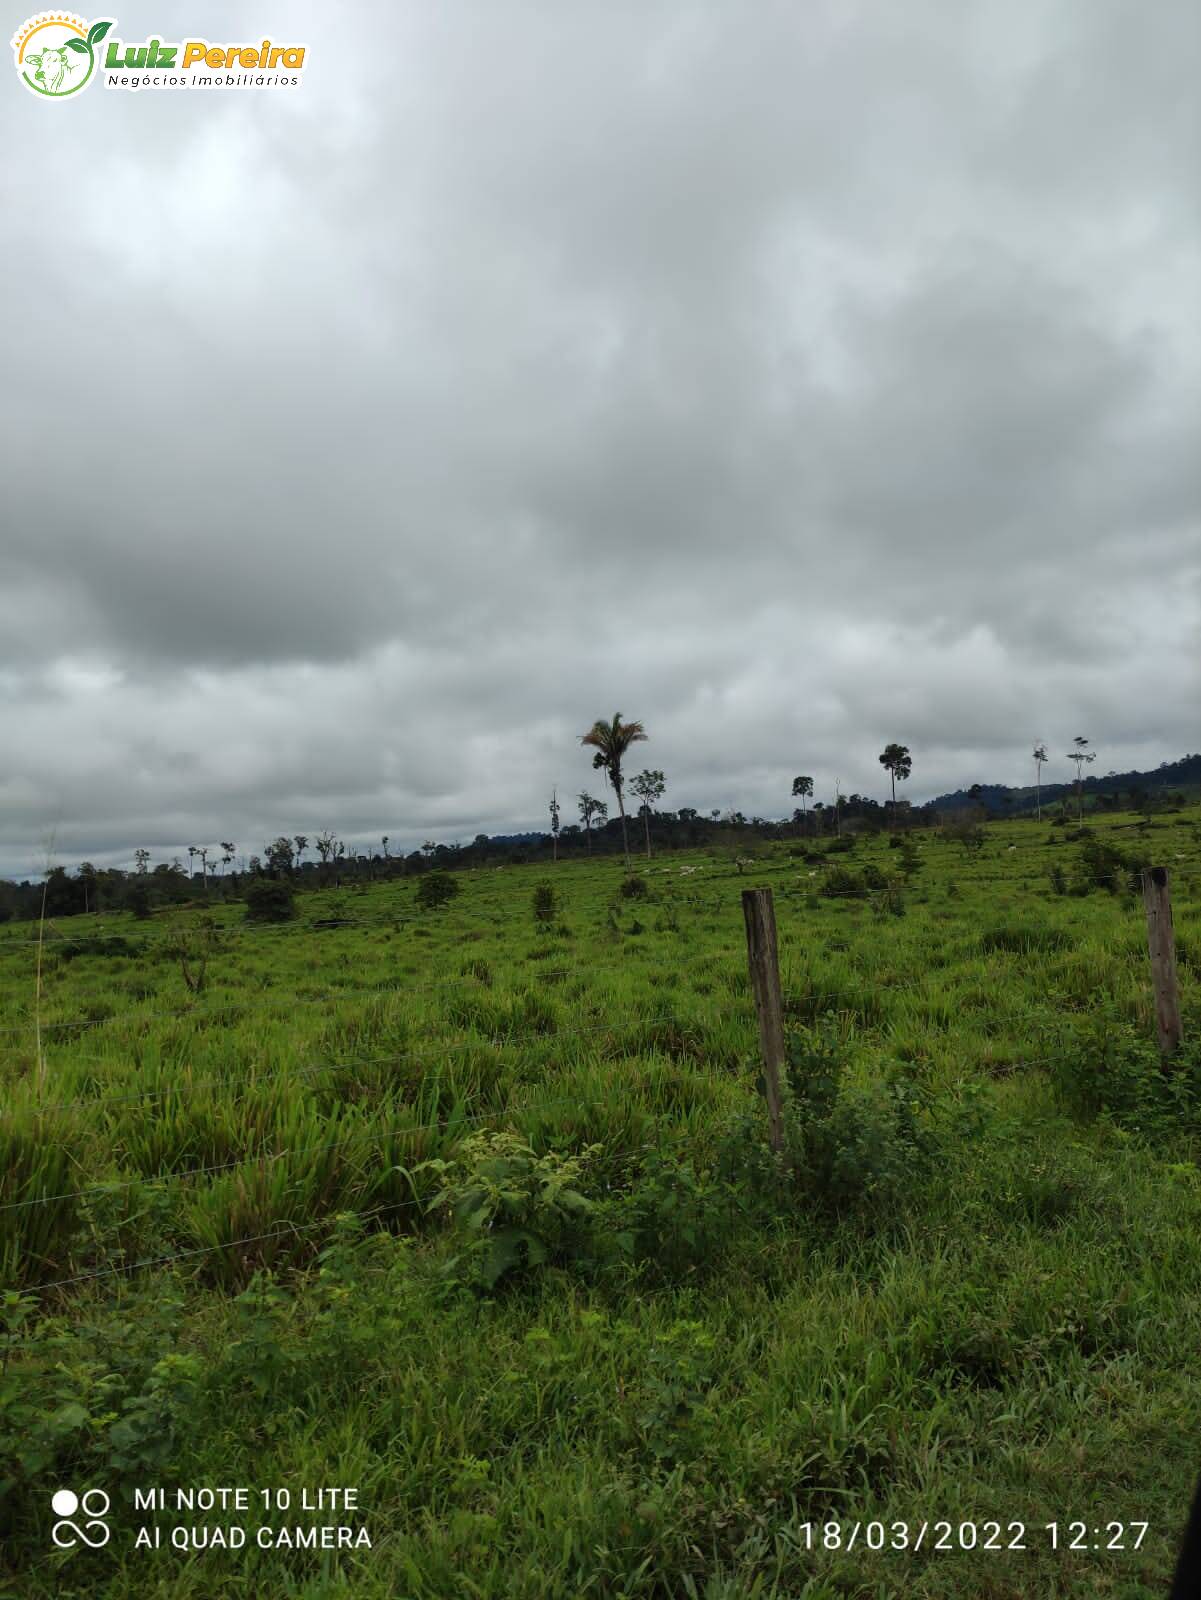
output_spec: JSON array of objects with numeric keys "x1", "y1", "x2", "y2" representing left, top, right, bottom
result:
[{"x1": 2, "y1": 811, "x2": 1200, "y2": 1597}]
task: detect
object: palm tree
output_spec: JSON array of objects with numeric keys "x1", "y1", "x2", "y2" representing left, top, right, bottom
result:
[
  {"x1": 580, "y1": 713, "x2": 647, "y2": 868},
  {"x1": 1032, "y1": 743, "x2": 1047, "y2": 822}
]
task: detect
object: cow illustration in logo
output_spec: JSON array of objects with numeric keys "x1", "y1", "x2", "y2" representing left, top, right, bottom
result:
[
  {"x1": 11, "y1": 14, "x2": 112, "y2": 98},
  {"x1": 51, "y1": 1488, "x2": 111, "y2": 1548}
]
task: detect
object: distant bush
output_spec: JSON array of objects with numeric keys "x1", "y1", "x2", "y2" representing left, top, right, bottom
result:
[
  {"x1": 825, "y1": 835, "x2": 856, "y2": 855},
  {"x1": 244, "y1": 878, "x2": 295, "y2": 923},
  {"x1": 620, "y1": 874, "x2": 648, "y2": 899},
  {"x1": 1049, "y1": 864, "x2": 1068, "y2": 895},
  {"x1": 821, "y1": 865, "x2": 862, "y2": 899},
  {"x1": 415, "y1": 872, "x2": 460, "y2": 911},
  {"x1": 860, "y1": 863, "x2": 887, "y2": 891},
  {"x1": 58, "y1": 934, "x2": 136, "y2": 961},
  {"x1": 941, "y1": 814, "x2": 985, "y2": 852},
  {"x1": 532, "y1": 882, "x2": 557, "y2": 925},
  {"x1": 1073, "y1": 836, "x2": 1145, "y2": 896}
]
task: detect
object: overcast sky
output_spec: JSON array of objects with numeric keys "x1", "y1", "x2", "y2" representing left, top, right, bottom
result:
[{"x1": 3, "y1": 0, "x2": 1198, "y2": 877}]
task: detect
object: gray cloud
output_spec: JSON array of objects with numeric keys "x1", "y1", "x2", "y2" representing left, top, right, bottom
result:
[{"x1": 1, "y1": 0, "x2": 1198, "y2": 875}]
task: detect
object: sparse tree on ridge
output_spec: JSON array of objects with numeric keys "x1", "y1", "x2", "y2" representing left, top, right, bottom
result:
[
  {"x1": 1066, "y1": 736, "x2": 1096, "y2": 822},
  {"x1": 1032, "y1": 743, "x2": 1047, "y2": 822},
  {"x1": 577, "y1": 792, "x2": 607, "y2": 852},
  {"x1": 630, "y1": 769, "x2": 666, "y2": 858},
  {"x1": 879, "y1": 743, "x2": 912, "y2": 821},
  {"x1": 580, "y1": 713, "x2": 648, "y2": 869},
  {"x1": 294, "y1": 835, "x2": 308, "y2": 868},
  {"x1": 265, "y1": 837, "x2": 295, "y2": 877},
  {"x1": 791, "y1": 775, "x2": 814, "y2": 832},
  {"x1": 134, "y1": 848, "x2": 150, "y2": 875},
  {"x1": 549, "y1": 790, "x2": 561, "y2": 863}
]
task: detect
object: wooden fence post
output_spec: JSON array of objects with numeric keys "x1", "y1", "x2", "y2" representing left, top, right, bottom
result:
[
  {"x1": 1142, "y1": 867, "x2": 1183, "y2": 1057},
  {"x1": 742, "y1": 886, "x2": 785, "y2": 1152}
]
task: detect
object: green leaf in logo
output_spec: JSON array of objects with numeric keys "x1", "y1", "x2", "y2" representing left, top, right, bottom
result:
[
  {"x1": 87, "y1": 20, "x2": 112, "y2": 45},
  {"x1": 65, "y1": 37, "x2": 89, "y2": 53}
]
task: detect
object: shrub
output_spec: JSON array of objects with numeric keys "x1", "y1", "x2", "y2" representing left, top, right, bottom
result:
[
  {"x1": 941, "y1": 814, "x2": 985, "y2": 852},
  {"x1": 820, "y1": 865, "x2": 862, "y2": 899},
  {"x1": 1049, "y1": 864, "x2": 1068, "y2": 895},
  {"x1": 605, "y1": 1146, "x2": 731, "y2": 1282},
  {"x1": 244, "y1": 877, "x2": 296, "y2": 923},
  {"x1": 825, "y1": 835, "x2": 856, "y2": 855},
  {"x1": 620, "y1": 874, "x2": 648, "y2": 899},
  {"x1": 1074, "y1": 835, "x2": 1145, "y2": 895},
  {"x1": 898, "y1": 839, "x2": 923, "y2": 879},
  {"x1": 532, "y1": 882, "x2": 556, "y2": 925},
  {"x1": 415, "y1": 871, "x2": 460, "y2": 911},
  {"x1": 417, "y1": 1132, "x2": 599, "y2": 1289},
  {"x1": 787, "y1": 1038, "x2": 933, "y2": 1220},
  {"x1": 1049, "y1": 1026, "x2": 1201, "y2": 1136}
]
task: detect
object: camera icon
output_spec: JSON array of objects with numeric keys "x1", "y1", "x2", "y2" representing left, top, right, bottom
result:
[{"x1": 51, "y1": 1488, "x2": 111, "y2": 1549}]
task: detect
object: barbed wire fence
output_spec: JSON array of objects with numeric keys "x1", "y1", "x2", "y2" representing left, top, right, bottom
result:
[{"x1": 0, "y1": 849, "x2": 1192, "y2": 1305}]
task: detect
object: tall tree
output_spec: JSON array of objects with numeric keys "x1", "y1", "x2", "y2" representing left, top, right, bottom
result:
[
  {"x1": 1032, "y1": 743, "x2": 1048, "y2": 822},
  {"x1": 134, "y1": 847, "x2": 150, "y2": 875},
  {"x1": 630, "y1": 769, "x2": 666, "y2": 858},
  {"x1": 549, "y1": 790, "x2": 561, "y2": 863},
  {"x1": 791, "y1": 775, "x2": 814, "y2": 832},
  {"x1": 293, "y1": 834, "x2": 308, "y2": 868},
  {"x1": 1066, "y1": 736, "x2": 1096, "y2": 822},
  {"x1": 878, "y1": 743, "x2": 912, "y2": 820},
  {"x1": 577, "y1": 792, "x2": 607, "y2": 852},
  {"x1": 265, "y1": 837, "x2": 295, "y2": 877},
  {"x1": 580, "y1": 713, "x2": 648, "y2": 869}
]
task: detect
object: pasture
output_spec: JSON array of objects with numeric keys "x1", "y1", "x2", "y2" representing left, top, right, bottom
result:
[{"x1": 2, "y1": 810, "x2": 1201, "y2": 1598}]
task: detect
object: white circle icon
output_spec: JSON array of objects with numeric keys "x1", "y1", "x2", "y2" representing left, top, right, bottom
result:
[{"x1": 51, "y1": 1487, "x2": 110, "y2": 1548}]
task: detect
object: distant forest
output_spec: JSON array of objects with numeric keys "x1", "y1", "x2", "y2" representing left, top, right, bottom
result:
[{"x1": 2, "y1": 752, "x2": 1197, "y2": 924}]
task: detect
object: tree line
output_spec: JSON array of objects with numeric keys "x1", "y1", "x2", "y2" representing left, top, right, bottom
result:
[{"x1": 1, "y1": 725, "x2": 1195, "y2": 923}]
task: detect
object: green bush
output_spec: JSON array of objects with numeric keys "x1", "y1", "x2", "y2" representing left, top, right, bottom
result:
[
  {"x1": 417, "y1": 1132, "x2": 599, "y2": 1289},
  {"x1": 620, "y1": 874, "x2": 648, "y2": 899},
  {"x1": 532, "y1": 882, "x2": 557, "y2": 925},
  {"x1": 415, "y1": 871, "x2": 460, "y2": 911},
  {"x1": 244, "y1": 877, "x2": 296, "y2": 923},
  {"x1": 1049, "y1": 1025, "x2": 1201, "y2": 1135},
  {"x1": 605, "y1": 1146, "x2": 731, "y2": 1282},
  {"x1": 783, "y1": 1033, "x2": 935, "y2": 1222},
  {"x1": 820, "y1": 865, "x2": 862, "y2": 899}
]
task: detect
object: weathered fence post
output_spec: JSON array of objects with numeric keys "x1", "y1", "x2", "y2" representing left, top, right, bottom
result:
[
  {"x1": 742, "y1": 886, "x2": 785, "y2": 1152},
  {"x1": 1142, "y1": 867, "x2": 1183, "y2": 1057}
]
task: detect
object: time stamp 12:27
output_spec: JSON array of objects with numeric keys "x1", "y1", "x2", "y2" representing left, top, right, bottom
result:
[{"x1": 793, "y1": 1520, "x2": 1150, "y2": 1553}]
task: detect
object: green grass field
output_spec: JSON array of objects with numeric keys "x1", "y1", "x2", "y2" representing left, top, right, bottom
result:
[{"x1": 3, "y1": 811, "x2": 1201, "y2": 1598}]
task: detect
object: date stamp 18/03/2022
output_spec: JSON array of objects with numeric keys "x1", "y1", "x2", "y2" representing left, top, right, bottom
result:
[{"x1": 792, "y1": 1520, "x2": 1150, "y2": 1554}]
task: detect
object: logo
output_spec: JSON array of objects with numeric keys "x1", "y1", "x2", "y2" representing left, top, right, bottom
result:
[
  {"x1": 12, "y1": 15, "x2": 307, "y2": 96},
  {"x1": 11, "y1": 13, "x2": 112, "y2": 97},
  {"x1": 51, "y1": 1487, "x2": 111, "y2": 1549}
]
